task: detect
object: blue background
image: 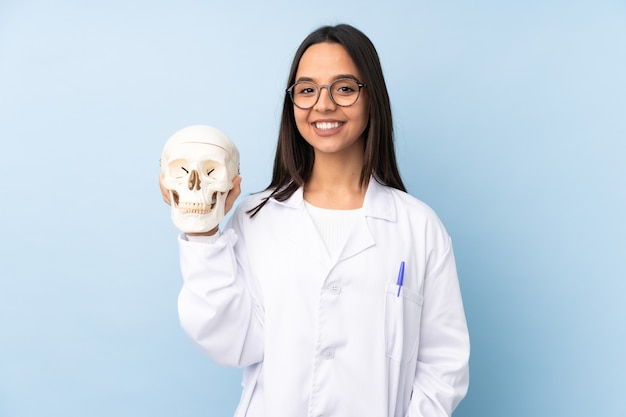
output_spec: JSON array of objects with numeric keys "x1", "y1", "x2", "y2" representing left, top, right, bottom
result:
[{"x1": 1, "y1": 1, "x2": 624, "y2": 416}]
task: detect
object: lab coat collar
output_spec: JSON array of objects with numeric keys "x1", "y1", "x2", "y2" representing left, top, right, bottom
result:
[
  {"x1": 362, "y1": 178, "x2": 397, "y2": 222},
  {"x1": 268, "y1": 178, "x2": 397, "y2": 264},
  {"x1": 270, "y1": 177, "x2": 397, "y2": 222}
]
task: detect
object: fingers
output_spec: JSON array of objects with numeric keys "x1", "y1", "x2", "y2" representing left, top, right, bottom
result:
[
  {"x1": 225, "y1": 176, "x2": 242, "y2": 214},
  {"x1": 159, "y1": 173, "x2": 171, "y2": 205}
]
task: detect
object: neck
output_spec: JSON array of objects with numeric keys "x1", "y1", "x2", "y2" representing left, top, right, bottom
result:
[{"x1": 304, "y1": 149, "x2": 367, "y2": 209}]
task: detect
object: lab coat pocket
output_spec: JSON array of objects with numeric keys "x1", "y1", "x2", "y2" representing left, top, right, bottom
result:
[{"x1": 384, "y1": 282, "x2": 424, "y2": 364}]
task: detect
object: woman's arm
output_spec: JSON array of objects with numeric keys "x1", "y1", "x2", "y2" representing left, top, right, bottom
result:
[{"x1": 177, "y1": 226, "x2": 265, "y2": 368}]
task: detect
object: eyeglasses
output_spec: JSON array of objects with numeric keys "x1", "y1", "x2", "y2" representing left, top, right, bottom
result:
[{"x1": 286, "y1": 78, "x2": 367, "y2": 109}]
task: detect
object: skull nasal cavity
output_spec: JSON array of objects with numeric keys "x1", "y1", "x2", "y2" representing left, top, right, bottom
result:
[{"x1": 188, "y1": 170, "x2": 201, "y2": 191}]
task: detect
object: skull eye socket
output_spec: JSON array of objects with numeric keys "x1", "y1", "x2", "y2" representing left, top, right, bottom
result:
[
  {"x1": 202, "y1": 161, "x2": 225, "y2": 180},
  {"x1": 168, "y1": 159, "x2": 190, "y2": 178}
]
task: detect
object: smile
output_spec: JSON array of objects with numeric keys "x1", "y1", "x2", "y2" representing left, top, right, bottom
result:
[{"x1": 314, "y1": 121, "x2": 343, "y2": 130}]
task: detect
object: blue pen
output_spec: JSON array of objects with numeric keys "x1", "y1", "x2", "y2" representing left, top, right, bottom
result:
[{"x1": 396, "y1": 261, "x2": 405, "y2": 297}]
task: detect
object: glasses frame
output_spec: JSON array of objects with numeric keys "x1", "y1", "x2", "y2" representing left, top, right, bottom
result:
[{"x1": 286, "y1": 78, "x2": 367, "y2": 110}]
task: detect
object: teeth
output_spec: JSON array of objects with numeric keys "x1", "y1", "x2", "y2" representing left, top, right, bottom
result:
[
  {"x1": 176, "y1": 193, "x2": 219, "y2": 214},
  {"x1": 315, "y1": 121, "x2": 341, "y2": 130},
  {"x1": 177, "y1": 201, "x2": 214, "y2": 215}
]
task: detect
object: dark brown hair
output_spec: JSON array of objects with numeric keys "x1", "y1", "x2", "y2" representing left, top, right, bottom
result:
[{"x1": 248, "y1": 24, "x2": 405, "y2": 217}]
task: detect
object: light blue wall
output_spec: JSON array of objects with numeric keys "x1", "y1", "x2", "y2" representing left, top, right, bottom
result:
[{"x1": 1, "y1": 1, "x2": 624, "y2": 416}]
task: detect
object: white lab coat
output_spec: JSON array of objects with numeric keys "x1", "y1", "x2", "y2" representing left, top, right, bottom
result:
[{"x1": 177, "y1": 179, "x2": 470, "y2": 417}]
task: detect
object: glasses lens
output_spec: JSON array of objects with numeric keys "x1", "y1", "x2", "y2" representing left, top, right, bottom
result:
[
  {"x1": 330, "y1": 79, "x2": 360, "y2": 106},
  {"x1": 291, "y1": 81, "x2": 318, "y2": 109}
]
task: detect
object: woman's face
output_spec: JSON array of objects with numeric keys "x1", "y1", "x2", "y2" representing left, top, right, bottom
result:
[{"x1": 293, "y1": 42, "x2": 369, "y2": 158}]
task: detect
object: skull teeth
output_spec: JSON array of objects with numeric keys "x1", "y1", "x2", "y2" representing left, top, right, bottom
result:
[
  {"x1": 174, "y1": 192, "x2": 217, "y2": 215},
  {"x1": 178, "y1": 201, "x2": 214, "y2": 215}
]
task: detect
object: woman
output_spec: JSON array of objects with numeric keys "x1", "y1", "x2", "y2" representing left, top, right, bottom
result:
[{"x1": 163, "y1": 24, "x2": 469, "y2": 417}]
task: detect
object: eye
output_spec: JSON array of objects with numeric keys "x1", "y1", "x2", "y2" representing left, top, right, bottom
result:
[
  {"x1": 296, "y1": 82, "x2": 317, "y2": 96},
  {"x1": 333, "y1": 80, "x2": 358, "y2": 96},
  {"x1": 168, "y1": 159, "x2": 190, "y2": 178},
  {"x1": 201, "y1": 161, "x2": 225, "y2": 180}
]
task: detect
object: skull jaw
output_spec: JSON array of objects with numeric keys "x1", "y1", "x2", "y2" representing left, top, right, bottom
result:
[{"x1": 170, "y1": 191, "x2": 228, "y2": 233}]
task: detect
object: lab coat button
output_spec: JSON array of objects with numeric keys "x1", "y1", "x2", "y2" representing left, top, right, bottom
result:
[
  {"x1": 321, "y1": 349, "x2": 335, "y2": 359},
  {"x1": 329, "y1": 284, "x2": 341, "y2": 295}
]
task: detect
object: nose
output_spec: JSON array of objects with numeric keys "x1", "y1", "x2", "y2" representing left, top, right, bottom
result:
[
  {"x1": 188, "y1": 169, "x2": 201, "y2": 190},
  {"x1": 314, "y1": 86, "x2": 336, "y2": 111}
]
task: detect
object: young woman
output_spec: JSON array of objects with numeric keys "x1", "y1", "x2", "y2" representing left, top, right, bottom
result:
[{"x1": 163, "y1": 24, "x2": 469, "y2": 417}]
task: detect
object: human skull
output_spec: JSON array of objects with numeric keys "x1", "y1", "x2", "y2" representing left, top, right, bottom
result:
[{"x1": 160, "y1": 125, "x2": 240, "y2": 233}]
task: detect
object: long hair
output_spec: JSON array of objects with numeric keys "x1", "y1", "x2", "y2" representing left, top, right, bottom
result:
[{"x1": 248, "y1": 24, "x2": 405, "y2": 217}]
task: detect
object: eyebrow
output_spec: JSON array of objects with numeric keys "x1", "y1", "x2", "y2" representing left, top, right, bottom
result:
[{"x1": 295, "y1": 74, "x2": 361, "y2": 83}]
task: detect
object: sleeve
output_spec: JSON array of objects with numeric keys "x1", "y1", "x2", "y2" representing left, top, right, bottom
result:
[
  {"x1": 407, "y1": 232, "x2": 470, "y2": 416},
  {"x1": 176, "y1": 209, "x2": 265, "y2": 368}
]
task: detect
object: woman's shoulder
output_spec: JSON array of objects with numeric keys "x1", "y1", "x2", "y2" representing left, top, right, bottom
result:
[
  {"x1": 371, "y1": 180, "x2": 438, "y2": 218},
  {"x1": 375, "y1": 183, "x2": 450, "y2": 234},
  {"x1": 236, "y1": 189, "x2": 274, "y2": 211},
  {"x1": 392, "y1": 188, "x2": 436, "y2": 215},
  {"x1": 228, "y1": 188, "x2": 280, "y2": 223},
  {"x1": 227, "y1": 189, "x2": 269, "y2": 221}
]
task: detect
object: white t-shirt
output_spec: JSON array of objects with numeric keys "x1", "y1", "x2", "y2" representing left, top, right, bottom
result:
[{"x1": 304, "y1": 200, "x2": 362, "y2": 257}]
